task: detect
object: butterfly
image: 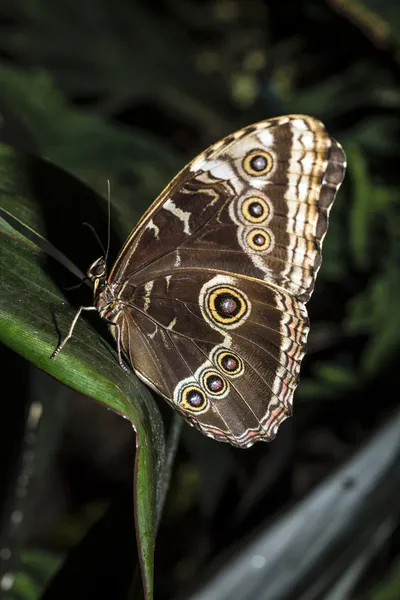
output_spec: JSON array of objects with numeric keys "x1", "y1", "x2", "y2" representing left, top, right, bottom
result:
[{"x1": 53, "y1": 115, "x2": 346, "y2": 448}]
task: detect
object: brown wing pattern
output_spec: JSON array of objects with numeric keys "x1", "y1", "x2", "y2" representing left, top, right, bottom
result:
[
  {"x1": 111, "y1": 115, "x2": 346, "y2": 302},
  {"x1": 105, "y1": 115, "x2": 346, "y2": 447},
  {"x1": 112, "y1": 270, "x2": 308, "y2": 447}
]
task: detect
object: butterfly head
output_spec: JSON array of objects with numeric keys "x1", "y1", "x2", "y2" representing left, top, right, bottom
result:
[{"x1": 87, "y1": 257, "x2": 108, "y2": 296}]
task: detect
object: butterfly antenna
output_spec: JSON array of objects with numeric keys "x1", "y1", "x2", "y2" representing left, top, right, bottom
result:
[
  {"x1": 63, "y1": 276, "x2": 89, "y2": 292},
  {"x1": 105, "y1": 179, "x2": 111, "y2": 262},
  {"x1": 82, "y1": 222, "x2": 107, "y2": 256}
]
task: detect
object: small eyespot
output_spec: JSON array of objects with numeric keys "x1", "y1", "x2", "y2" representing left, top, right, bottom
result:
[
  {"x1": 246, "y1": 229, "x2": 272, "y2": 251},
  {"x1": 242, "y1": 196, "x2": 271, "y2": 223},
  {"x1": 180, "y1": 385, "x2": 209, "y2": 414},
  {"x1": 202, "y1": 371, "x2": 228, "y2": 397},
  {"x1": 215, "y1": 350, "x2": 244, "y2": 377},
  {"x1": 242, "y1": 150, "x2": 273, "y2": 176}
]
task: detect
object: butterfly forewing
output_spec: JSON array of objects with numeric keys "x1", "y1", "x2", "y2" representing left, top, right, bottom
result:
[
  {"x1": 102, "y1": 115, "x2": 346, "y2": 448},
  {"x1": 111, "y1": 116, "x2": 345, "y2": 301}
]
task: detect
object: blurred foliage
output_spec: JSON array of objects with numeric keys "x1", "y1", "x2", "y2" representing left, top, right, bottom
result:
[
  {"x1": 0, "y1": 0, "x2": 399, "y2": 598},
  {"x1": 369, "y1": 561, "x2": 400, "y2": 600},
  {"x1": 5, "y1": 549, "x2": 63, "y2": 600}
]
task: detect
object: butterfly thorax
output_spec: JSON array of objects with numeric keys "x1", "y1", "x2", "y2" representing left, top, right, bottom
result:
[{"x1": 87, "y1": 256, "x2": 127, "y2": 324}]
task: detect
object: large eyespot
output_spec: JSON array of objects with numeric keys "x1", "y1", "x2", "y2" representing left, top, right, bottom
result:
[
  {"x1": 201, "y1": 370, "x2": 228, "y2": 397},
  {"x1": 215, "y1": 349, "x2": 244, "y2": 378},
  {"x1": 242, "y1": 196, "x2": 271, "y2": 224},
  {"x1": 179, "y1": 385, "x2": 209, "y2": 414},
  {"x1": 207, "y1": 286, "x2": 250, "y2": 328},
  {"x1": 242, "y1": 150, "x2": 273, "y2": 176},
  {"x1": 246, "y1": 228, "x2": 273, "y2": 252}
]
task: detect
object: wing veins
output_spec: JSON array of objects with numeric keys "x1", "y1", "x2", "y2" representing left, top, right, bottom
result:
[
  {"x1": 164, "y1": 329, "x2": 233, "y2": 444},
  {"x1": 123, "y1": 298, "x2": 301, "y2": 390},
  {"x1": 135, "y1": 292, "x2": 305, "y2": 358}
]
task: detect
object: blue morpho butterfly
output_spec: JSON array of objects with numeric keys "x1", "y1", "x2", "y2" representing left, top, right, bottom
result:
[{"x1": 53, "y1": 115, "x2": 346, "y2": 448}]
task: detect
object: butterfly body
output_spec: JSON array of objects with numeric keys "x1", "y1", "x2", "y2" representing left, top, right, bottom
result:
[{"x1": 60, "y1": 115, "x2": 346, "y2": 448}]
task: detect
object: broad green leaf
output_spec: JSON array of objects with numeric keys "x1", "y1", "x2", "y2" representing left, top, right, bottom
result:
[{"x1": 0, "y1": 144, "x2": 166, "y2": 600}]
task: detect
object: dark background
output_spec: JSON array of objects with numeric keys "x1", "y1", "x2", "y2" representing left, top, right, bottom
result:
[{"x1": 0, "y1": 0, "x2": 399, "y2": 598}]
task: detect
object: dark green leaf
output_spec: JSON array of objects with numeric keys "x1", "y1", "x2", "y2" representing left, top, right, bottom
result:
[{"x1": 0, "y1": 144, "x2": 166, "y2": 600}]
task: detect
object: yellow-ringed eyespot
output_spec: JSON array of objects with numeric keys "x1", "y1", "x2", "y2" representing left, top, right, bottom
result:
[
  {"x1": 242, "y1": 150, "x2": 273, "y2": 177},
  {"x1": 201, "y1": 370, "x2": 229, "y2": 397},
  {"x1": 179, "y1": 385, "x2": 209, "y2": 414},
  {"x1": 246, "y1": 228, "x2": 273, "y2": 252},
  {"x1": 241, "y1": 196, "x2": 271, "y2": 224},
  {"x1": 215, "y1": 350, "x2": 244, "y2": 377},
  {"x1": 206, "y1": 286, "x2": 250, "y2": 328}
]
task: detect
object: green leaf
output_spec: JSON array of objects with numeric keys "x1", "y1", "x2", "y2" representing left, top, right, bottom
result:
[
  {"x1": 0, "y1": 144, "x2": 166, "y2": 600},
  {"x1": 346, "y1": 144, "x2": 372, "y2": 270}
]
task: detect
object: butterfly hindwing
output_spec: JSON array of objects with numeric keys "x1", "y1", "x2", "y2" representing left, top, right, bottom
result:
[{"x1": 110, "y1": 270, "x2": 308, "y2": 447}]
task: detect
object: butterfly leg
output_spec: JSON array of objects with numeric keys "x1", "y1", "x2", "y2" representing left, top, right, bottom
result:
[{"x1": 51, "y1": 305, "x2": 97, "y2": 359}]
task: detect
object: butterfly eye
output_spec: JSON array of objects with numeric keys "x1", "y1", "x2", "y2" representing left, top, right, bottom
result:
[
  {"x1": 246, "y1": 229, "x2": 272, "y2": 252},
  {"x1": 88, "y1": 258, "x2": 106, "y2": 279},
  {"x1": 202, "y1": 371, "x2": 228, "y2": 397},
  {"x1": 243, "y1": 150, "x2": 273, "y2": 176},
  {"x1": 180, "y1": 385, "x2": 209, "y2": 414},
  {"x1": 242, "y1": 196, "x2": 271, "y2": 224}
]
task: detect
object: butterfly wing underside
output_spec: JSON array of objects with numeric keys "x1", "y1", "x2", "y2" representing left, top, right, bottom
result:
[{"x1": 108, "y1": 115, "x2": 346, "y2": 447}]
